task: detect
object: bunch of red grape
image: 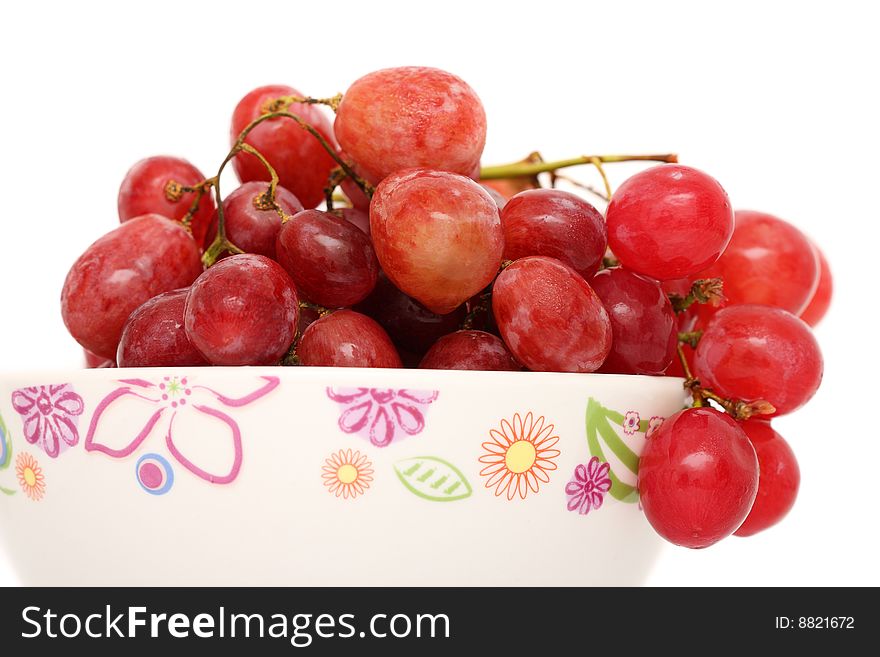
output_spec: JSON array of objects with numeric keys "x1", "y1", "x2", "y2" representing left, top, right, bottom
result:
[{"x1": 61, "y1": 66, "x2": 830, "y2": 549}]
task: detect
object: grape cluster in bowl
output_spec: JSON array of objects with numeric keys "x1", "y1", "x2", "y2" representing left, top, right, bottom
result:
[{"x1": 61, "y1": 66, "x2": 830, "y2": 550}]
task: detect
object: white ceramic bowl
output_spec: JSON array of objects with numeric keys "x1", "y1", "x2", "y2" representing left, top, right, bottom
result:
[{"x1": 0, "y1": 367, "x2": 686, "y2": 586}]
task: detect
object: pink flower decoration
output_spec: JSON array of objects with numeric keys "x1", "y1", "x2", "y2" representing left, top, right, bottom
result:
[
  {"x1": 565, "y1": 457, "x2": 612, "y2": 515},
  {"x1": 646, "y1": 415, "x2": 664, "y2": 438},
  {"x1": 326, "y1": 387, "x2": 438, "y2": 447},
  {"x1": 11, "y1": 384, "x2": 84, "y2": 458},
  {"x1": 623, "y1": 410, "x2": 641, "y2": 435},
  {"x1": 84, "y1": 375, "x2": 278, "y2": 484}
]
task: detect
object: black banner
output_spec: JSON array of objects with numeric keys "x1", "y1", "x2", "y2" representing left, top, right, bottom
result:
[{"x1": 0, "y1": 587, "x2": 868, "y2": 654}]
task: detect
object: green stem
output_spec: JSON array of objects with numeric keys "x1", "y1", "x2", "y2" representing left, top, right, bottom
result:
[
  {"x1": 669, "y1": 278, "x2": 725, "y2": 313},
  {"x1": 479, "y1": 153, "x2": 678, "y2": 180}
]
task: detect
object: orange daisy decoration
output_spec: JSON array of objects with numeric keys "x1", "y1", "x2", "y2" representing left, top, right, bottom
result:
[
  {"x1": 479, "y1": 412, "x2": 560, "y2": 500},
  {"x1": 322, "y1": 449, "x2": 374, "y2": 500},
  {"x1": 16, "y1": 452, "x2": 46, "y2": 501}
]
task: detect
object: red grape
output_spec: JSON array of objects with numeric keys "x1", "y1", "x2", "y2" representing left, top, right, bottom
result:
[
  {"x1": 231, "y1": 85, "x2": 337, "y2": 209},
  {"x1": 297, "y1": 310, "x2": 401, "y2": 368},
  {"x1": 420, "y1": 330, "x2": 520, "y2": 371},
  {"x1": 638, "y1": 407, "x2": 759, "y2": 549},
  {"x1": 492, "y1": 256, "x2": 612, "y2": 372},
  {"x1": 800, "y1": 243, "x2": 833, "y2": 326},
  {"x1": 355, "y1": 272, "x2": 466, "y2": 357},
  {"x1": 336, "y1": 207, "x2": 370, "y2": 236},
  {"x1": 184, "y1": 254, "x2": 298, "y2": 366},
  {"x1": 693, "y1": 305, "x2": 823, "y2": 416},
  {"x1": 62, "y1": 215, "x2": 203, "y2": 359},
  {"x1": 337, "y1": 151, "x2": 371, "y2": 211},
  {"x1": 606, "y1": 164, "x2": 734, "y2": 280},
  {"x1": 203, "y1": 181, "x2": 303, "y2": 257},
  {"x1": 335, "y1": 67, "x2": 486, "y2": 184},
  {"x1": 734, "y1": 419, "x2": 800, "y2": 537},
  {"x1": 370, "y1": 169, "x2": 503, "y2": 314},
  {"x1": 117, "y1": 156, "x2": 216, "y2": 246},
  {"x1": 698, "y1": 210, "x2": 819, "y2": 317},
  {"x1": 591, "y1": 267, "x2": 676, "y2": 375},
  {"x1": 501, "y1": 189, "x2": 606, "y2": 279},
  {"x1": 275, "y1": 209, "x2": 378, "y2": 308},
  {"x1": 117, "y1": 289, "x2": 207, "y2": 367},
  {"x1": 84, "y1": 349, "x2": 114, "y2": 369},
  {"x1": 663, "y1": 343, "x2": 693, "y2": 378}
]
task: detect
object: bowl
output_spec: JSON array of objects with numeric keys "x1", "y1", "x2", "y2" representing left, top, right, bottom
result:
[{"x1": 0, "y1": 366, "x2": 686, "y2": 586}]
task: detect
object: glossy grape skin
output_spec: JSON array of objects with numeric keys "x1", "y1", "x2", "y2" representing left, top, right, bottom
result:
[
  {"x1": 492, "y1": 256, "x2": 612, "y2": 372},
  {"x1": 800, "y1": 244, "x2": 833, "y2": 326},
  {"x1": 297, "y1": 310, "x2": 402, "y2": 368},
  {"x1": 62, "y1": 215, "x2": 203, "y2": 360},
  {"x1": 184, "y1": 254, "x2": 298, "y2": 366},
  {"x1": 354, "y1": 272, "x2": 466, "y2": 357},
  {"x1": 275, "y1": 210, "x2": 378, "y2": 308},
  {"x1": 231, "y1": 85, "x2": 338, "y2": 209},
  {"x1": 734, "y1": 420, "x2": 800, "y2": 537},
  {"x1": 117, "y1": 289, "x2": 207, "y2": 367},
  {"x1": 500, "y1": 189, "x2": 606, "y2": 280},
  {"x1": 698, "y1": 210, "x2": 819, "y2": 317},
  {"x1": 638, "y1": 407, "x2": 759, "y2": 549},
  {"x1": 694, "y1": 305, "x2": 823, "y2": 416},
  {"x1": 117, "y1": 156, "x2": 215, "y2": 246},
  {"x1": 591, "y1": 267, "x2": 676, "y2": 375},
  {"x1": 419, "y1": 330, "x2": 520, "y2": 371},
  {"x1": 606, "y1": 165, "x2": 734, "y2": 280},
  {"x1": 335, "y1": 67, "x2": 486, "y2": 184},
  {"x1": 203, "y1": 181, "x2": 303, "y2": 257},
  {"x1": 370, "y1": 169, "x2": 503, "y2": 314}
]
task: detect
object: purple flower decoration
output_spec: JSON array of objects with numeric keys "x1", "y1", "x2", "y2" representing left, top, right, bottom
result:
[
  {"x1": 623, "y1": 410, "x2": 640, "y2": 435},
  {"x1": 11, "y1": 384, "x2": 84, "y2": 458},
  {"x1": 565, "y1": 457, "x2": 612, "y2": 515},
  {"x1": 327, "y1": 387, "x2": 438, "y2": 447},
  {"x1": 84, "y1": 375, "x2": 278, "y2": 484}
]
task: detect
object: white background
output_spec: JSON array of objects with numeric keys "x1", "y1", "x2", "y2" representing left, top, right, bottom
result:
[{"x1": 1, "y1": 0, "x2": 877, "y2": 586}]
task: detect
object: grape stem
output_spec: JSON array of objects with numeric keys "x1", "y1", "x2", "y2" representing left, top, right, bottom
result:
[
  {"x1": 262, "y1": 93, "x2": 344, "y2": 114},
  {"x1": 549, "y1": 172, "x2": 610, "y2": 202},
  {"x1": 479, "y1": 153, "x2": 678, "y2": 180},
  {"x1": 668, "y1": 278, "x2": 725, "y2": 313},
  {"x1": 201, "y1": 147, "x2": 246, "y2": 267},
  {"x1": 676, "y1": 342, "x2": 776, "y2": 420},
  {"x1": 175, "y1": 177, "x2": 216, "y2": 232},
  {"x1": 237, "y1": 143, "x2": 294, "y2": 224},
  {"x1": 323, "y1": 167, "x2": 348, "y2": 211},
  {"x1": 236, "y1": 110, "x2": 374, "y2": 197},
  {"x1": 589, "y1": 157, "x2": 613, "y2": 200},
  {"x1": 299, "y1": 300, "x2": 332, "y2": 317}
]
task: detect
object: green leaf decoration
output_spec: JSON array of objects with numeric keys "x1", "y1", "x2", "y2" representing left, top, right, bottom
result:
[
  {"x1": 585, "y1": 398, "x2": 643, "y2": 504},
  {"x1": 0, "y1": 412, "x2": 16, "y2": 496},
  {"x1": 394, "y1": 456, "x2": 472, "y2": 502}
]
